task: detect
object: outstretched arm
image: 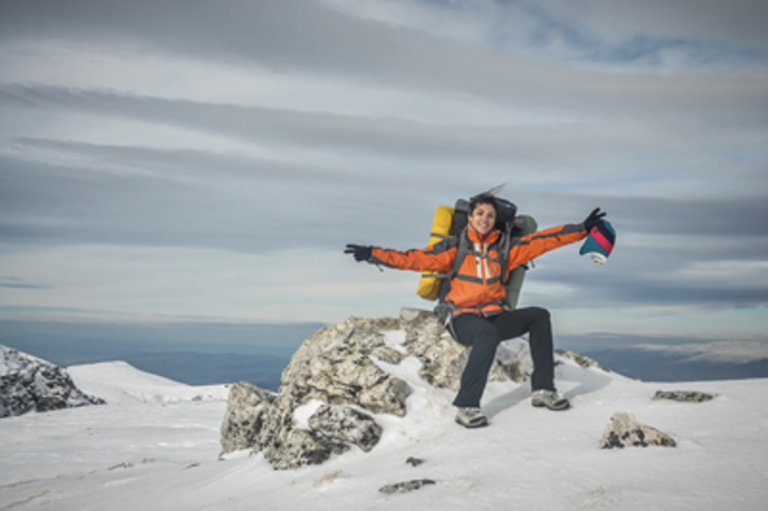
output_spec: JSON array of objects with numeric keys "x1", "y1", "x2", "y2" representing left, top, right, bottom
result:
[
  {"x1": 506, "y1": 208, "x2": 607, "y2": 269},
  {"x1": 344, "y1": 241, "x2": 456, "y2": 273}
]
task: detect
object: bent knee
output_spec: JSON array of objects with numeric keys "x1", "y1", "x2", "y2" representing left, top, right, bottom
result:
[{"x1": 456, "y1": 322, "x2": 502, "y2": 347}]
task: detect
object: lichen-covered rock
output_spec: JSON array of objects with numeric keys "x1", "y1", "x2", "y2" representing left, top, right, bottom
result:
[
  {"x1": 252, "y1": 394, "x2": 298, "y2": 452},
  {"x1": 0, "y1": 345, "x2": 105, "y2": 418},
  {"x1": 265, "y1": 428, "x2": 349, "y2": 470},
  {"x1": 221, "y1": 316, "x2": 410, "y2": 469},
  {"x1": 600, "y1": 412, "x2": 677, "y2": 449},
  {"x1": 308, "y1": 404, "x2": 382, "y2": 452},
  {"x1": 653, "y1": 390, "x2": 717, "y2": 402},
  {"x1": 220, "y1": 382, "x2": 275, "y2": 454},
  {"x1": 280, "y1": 316, "x2": 410, "y2": 417}
]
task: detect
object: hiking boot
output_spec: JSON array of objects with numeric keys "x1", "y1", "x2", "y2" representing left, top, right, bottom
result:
[
  {"x1": 531, "y1": 390, "x2": 570, "y2": 411},
  {"x1": 455, "y1": 407, "x2": 488, "y2": 428}
]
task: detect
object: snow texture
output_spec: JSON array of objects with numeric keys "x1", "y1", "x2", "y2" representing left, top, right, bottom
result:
[{"x1": 1, "y1": 338, "x2": 767, "y2": 510}]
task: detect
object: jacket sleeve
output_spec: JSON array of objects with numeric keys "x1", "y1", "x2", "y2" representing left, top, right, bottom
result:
[
  {"x1": 507, "y1": 223, "x2": 587, "y2": 270},
  {"x1": 370, "y1": 241, "x2": 456, "y2": 273}
]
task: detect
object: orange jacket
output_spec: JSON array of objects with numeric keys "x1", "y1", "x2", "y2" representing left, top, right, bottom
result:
[{"x1": 370, "y1": 223, "x2": 587, "y2": 317}]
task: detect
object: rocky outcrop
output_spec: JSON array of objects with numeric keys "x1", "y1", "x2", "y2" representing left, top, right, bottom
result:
[
  {"x1": 279, "y1": 315, "x2": 410, "y2": 417},
  {"x1": 0, "y1": 345, "x2": 105, "y2": 418},
  {"x1": 600, "y1": 412, "x2": 677, "y2": 449},
  {"x1": 220, "y1": 308, "x2": 532, "y2": 469},
  {"x1": 556, "y1": 349, "x2": 611, "y2": 373}
]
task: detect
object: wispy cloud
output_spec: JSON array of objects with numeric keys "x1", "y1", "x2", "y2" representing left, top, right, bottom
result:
[
  {"x1": 635, "y1": 339, "x2": 768, "y2": 364},
  {"x1": 318, "y1": 0, "x2": 768, "y2": 68},
  {"x1": 0, "y1": 277, "x2": 47, "y2": 290}
]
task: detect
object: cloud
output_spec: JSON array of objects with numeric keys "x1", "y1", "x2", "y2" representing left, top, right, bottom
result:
[
  {"x1": 539, "y1": 0, "x2": 768, "y2": 50},
  {"x1": 0, "y1": 150, "x2": 388, "y2": 254},
  {"x1": 2, "y1": 83, "x2": 766, "y2": 202},
  {"x1": 0, "y1": 244, "x2": 421, "y2": 324},
  {"x1": 0, "y1": 0, "x2": 766, "y2": 336},
  {"x1": 3, "y1": 1, "x2": 767, "y2": 109},
  {"x1": 318, "y1": 0, "x2": 768, "y2": 68},
  {"x1": 0, "y1": 84, "x2": 679, "y2": 171},
  {"x1": 635, "y1": 339, "x2": 768, "y2": 364},
  {"x1": 0, "y1": 277, "x2": 47, "y2": 290}
]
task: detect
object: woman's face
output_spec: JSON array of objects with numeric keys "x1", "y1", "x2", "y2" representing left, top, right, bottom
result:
[{"x1": 469, "y1": 203, "x2": 496, "y2": 236}]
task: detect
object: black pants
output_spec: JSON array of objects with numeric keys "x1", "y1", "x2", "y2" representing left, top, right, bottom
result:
[{"x1": 450, "y1": 307, "x2": 555, "y2": 408}]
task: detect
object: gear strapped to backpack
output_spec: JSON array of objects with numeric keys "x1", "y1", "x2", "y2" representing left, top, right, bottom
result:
[{"x1": 416, "y1": 194, "x2": 538, "y2": 323}]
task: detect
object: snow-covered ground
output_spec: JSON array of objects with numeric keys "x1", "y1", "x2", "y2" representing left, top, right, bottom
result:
[
  {"x1": 69, "y1": 361, "x2": 229, "y2": 406},
  {"x1": 1, "y1": 350, "x2": 767, "y2": 510}
]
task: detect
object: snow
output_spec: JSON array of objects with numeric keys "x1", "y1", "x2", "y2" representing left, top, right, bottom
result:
[
  {"x1": 383, "y1": 330, "x2": 409, "y2": 354},
  {"x1": 68, "y1": 361, "x2": 229, "y2": 405},
  {"x1": 294, "y1": 399, "x2": 326, "y2": 429},
  {"x1": 1, "y1": 348, "x2": 768, "y2": 510}
]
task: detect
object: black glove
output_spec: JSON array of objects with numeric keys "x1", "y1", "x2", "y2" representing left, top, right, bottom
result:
[
  {"x1": 344, "y1": 244, "x2": 373, "y2": 262},
  {"x1": 583, "y1": 208, "x2": 607, "y2": 231}
]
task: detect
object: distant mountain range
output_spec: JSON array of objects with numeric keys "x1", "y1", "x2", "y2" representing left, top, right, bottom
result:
[
  {"x1": 76, "y1": 346, "x2": 768, "y2": 390},
  {"x1": 4, "y1": 319, "x2": 766, "y2": 389},
  {"x1": 581, "y1": 347, "x2": 768, "y2": 382}
]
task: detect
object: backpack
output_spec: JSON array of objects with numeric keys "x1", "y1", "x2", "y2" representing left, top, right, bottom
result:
[{"x1": 416, "y1": 195, "x2": 537, "y2": 321}]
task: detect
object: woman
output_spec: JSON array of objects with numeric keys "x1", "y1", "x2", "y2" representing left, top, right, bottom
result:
[{"x1": 345, "y1": 193, "x2": 606, "y2": 428}]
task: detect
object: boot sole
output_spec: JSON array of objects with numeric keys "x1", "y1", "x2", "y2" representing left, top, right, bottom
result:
[
  {"x1": 531, "y1": 401, "x2": 571, "y2": 411},
  {"x1": 455, "y1": 417, "x2": 489, "y2": 428}
]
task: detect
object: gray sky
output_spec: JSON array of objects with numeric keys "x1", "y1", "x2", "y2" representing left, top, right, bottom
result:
[{"x1": 1, "y1": 0, "x2": 767, "y2": 347}]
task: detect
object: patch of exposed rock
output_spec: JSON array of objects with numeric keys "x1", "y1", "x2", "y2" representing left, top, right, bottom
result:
[
  {"x1": 653, "y1": 390, "x2": 718, "y2": 403},
  {"x1": 555, "y1": 349, "x2": 611, "y2": 373},
  {"x1": 0, "y1": 345, "x2": 105, "y2": 418},
  {"x1": 379, "y1": 479, "x2": 437, "y2": 494}
]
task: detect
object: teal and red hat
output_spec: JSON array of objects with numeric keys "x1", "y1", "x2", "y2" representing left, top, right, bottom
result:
[{"x1": 580, "y1": 220, "x2": 616, "y2": 264}]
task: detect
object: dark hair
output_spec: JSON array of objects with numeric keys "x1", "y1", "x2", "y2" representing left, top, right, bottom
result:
[{"x1": 469, "y1": 192, "x2": 498, "y2": 216}]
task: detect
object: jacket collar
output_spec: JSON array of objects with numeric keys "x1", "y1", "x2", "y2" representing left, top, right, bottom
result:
[{"x1": 467, "y1": 225, "x2": 499, "y2": 245}]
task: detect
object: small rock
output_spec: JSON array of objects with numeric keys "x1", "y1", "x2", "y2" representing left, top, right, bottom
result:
[
  {"x1": 379, "y1": 479, "x2": 437, "y2": 494},
  {"x1": 405, "y1": 457, "x2": 424, "y2": 467},
  {"x1": 653, "y1": 390, "x2": 717, "y2": 403},
  {"x1": 600, "y1": 412, "x2": 677, "y2": 449}
]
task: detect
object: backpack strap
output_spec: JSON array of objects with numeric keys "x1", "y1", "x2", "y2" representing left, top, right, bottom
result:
[
  {"x1": 498, "y1": 229, "x2": 512, "y2": 285},
  {"x1": 434, "y1": 226, "x2": 471, "y2": 325}
]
